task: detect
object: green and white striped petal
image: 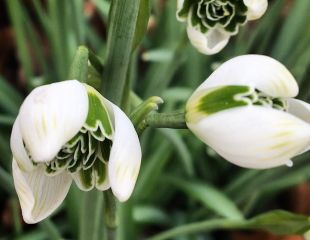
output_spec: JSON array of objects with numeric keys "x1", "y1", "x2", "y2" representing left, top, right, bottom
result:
[
  {"x1": 106, "y1": 100, "x2": 142, "y2": 202},
  {"x1": 71, "y1": 162, "x2": 110, "y2": 191},
  {"x1": 192, "y1": 55, "x2": 298, "y2": 99},
  {"x1": 244, "y1": 0, "x2": 268, "y2": 20},
  {"x1": 12, "y1": 159, "x2": 72, "y2": 224},
  {"x1": 18, "y1": 80, "x2": 88, "y2": 163},
  {"x1": 187, "y1": 106, "x2": 310, "y2": 169},
  {"x1": 70, "y1": 85, "x2": 113, "y2": 191},
  {"x1": 10, "y1": 117, "x2": 34, "y2": 172}
]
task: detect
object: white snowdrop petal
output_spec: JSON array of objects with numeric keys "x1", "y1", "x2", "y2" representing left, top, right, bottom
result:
[
  {"x1": 244, "y1": 0, "x2": 268, "y2": 20},
  {"x1": 187, "y1": 106, "x2": 310, "y2": 169},
  {"x1": 12, "y1": 159, "x2": 72, "y2": 224},
  {"x1": 287, "y1": 98, "x2": 310, "y2": 123},
  {"x1": 187, "y1": 24, "x2": 230, "y2": 55},
  {"x1": 105, "y1": 100, "x2": 141, "y2": 202},
  {"x1": 287, "y1": 98, "x2": 310, "y2": 154},
  {"x1": 18, "y1": 80, "x2": 88, "y2": 163},
  {"x1": 193, "y1": 55, "x2": 298, "y2": 98},
  {"x1": 10, "y1": 117, "x2": 34, "y2": 171}
]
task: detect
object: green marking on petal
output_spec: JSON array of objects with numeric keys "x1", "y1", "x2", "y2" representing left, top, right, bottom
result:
[
  {"x1": 94, "y1": 160, "x2": 107, "y2": 185},
  {"x1": 177, "y1": 0, "x2": 196, "y2": 19},
  {"x1": 180, "y1": 0, "x2": 248, "y2": 34},
  {"x1": 197, "y1": 85, "x2": 251, "y2": 115},
  {"x1": 186, "y1": 85, "x2": 288, "y2": 123},
  {"x1": 78, "y1": 168, "x2": 94, "y2": 190},
  {"x1": 84, "y1": 85, "x2": 114, "y2": 140},
  {"x1": 186, "y1": 85, "x2": 252, "y2": 123}
]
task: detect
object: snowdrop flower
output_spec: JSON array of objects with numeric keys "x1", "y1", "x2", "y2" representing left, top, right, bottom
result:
[
  {"x1": 176, "y1": 0, "x2": 268, "y2": 54},
  {"x1": 11, "y1": 80, "x2": 141, "y2": 223},
  {"x1": 186, "y1": 55, "x2": 310, "y2": 169}
]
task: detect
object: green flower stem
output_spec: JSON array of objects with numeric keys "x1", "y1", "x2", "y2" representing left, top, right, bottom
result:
[
  {"x1": 102, "y1": 0, "x2": 141, "y2": 105},
  {"x1": 130, "y1": 96, "x2": 163, "y2": 127},
  {"x1": 101, "y1": 1, "x2": 148, "y2": 238},
  {"x1": 104, "y1": 190, "x2": 117, "y2": 229},
  {"x1": 144, "y1": 111, "x2": 187, "y2": 129},
  {"x1": 79, "y1": 191, "x2": 103, "y2": 240},
  {"x1": 117, "y1": 200, "x2": 135, "y2": 240},
  {"x1": 11, "y1": 198, "x2": 22, "y2": 236}
]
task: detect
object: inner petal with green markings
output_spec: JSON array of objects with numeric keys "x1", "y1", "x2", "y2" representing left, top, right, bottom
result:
[
  {"x1": 186, "y1": 85, "x2": 288, "y2": 122},
  {"x1": 44, "y1": 85, "x2": 114, "y2": 190},
  {"x1": 178, "y1": 0, "x2": 248, "y2": 34}
]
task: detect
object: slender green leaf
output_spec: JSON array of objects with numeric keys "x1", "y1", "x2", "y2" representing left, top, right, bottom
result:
[
  {"x1": 148, "y1": 210, "x2": 310, "y2": 240},
  {"x1": 132, "y1": 0, "x2": 150, "y2": 50},
  {"x1": 165, "y1": 176, "x2": 243, "y2": 220},
  {"x1": 272, "y1": 0, "x2": 310, "y2": 61},
  {"x1": 159, "y1": 129, "x2": 194, "y2": 177}
]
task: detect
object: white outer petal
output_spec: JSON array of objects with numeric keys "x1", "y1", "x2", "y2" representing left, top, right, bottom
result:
[
  {"x1": 10, "y1": 117, "x2": 34, "y2": 172},
  {"x1": 244, "y1": 0, "x2": 268, "y2": 20},
  {"x1": 287, "y1": 98, "x2": 310, "y2": 154},
  {"x1": 104, "y1": 100, "x2": 141, "y2": 202},
  {"x1": 187, "y1": 106, "x2": 310, "y2": 169},
  {"x1": 12, "y1": 159, "x2": 72, "y2": 223},
  {"x1": 287, "y1": 98, "x2": 310, "y2": 123},
  {"x1": 187, "y1": 25, "x2": 230, "y2": 55},
  {"x1": 18, "y1": 80, "x2": 88, "y2": 163},
  {"x1": 191, "y1": 55, "x2": 298, "y2": 100}
]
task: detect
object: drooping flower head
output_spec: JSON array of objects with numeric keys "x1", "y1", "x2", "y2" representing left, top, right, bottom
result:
[
  {"x1": 177, "y1": 0, "x2": 268, "y2": 54},
  {"x1": 11, "y1": 80, "x2": 141, "y2": 223},
  {"x1": 186, "y1": 55, "x2": 310, "y2": 168}
]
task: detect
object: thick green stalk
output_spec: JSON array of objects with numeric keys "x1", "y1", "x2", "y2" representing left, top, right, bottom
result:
[
  {"x1": 116, "y1": 200, "x2": 135, "y2": 240},
  {"x1": 100, "y1": 1, "x2": 142, "y2": 239},
  {"x1": 104, "y1": 190, "x2": 117, "y2": 229},
  {"x1": 101, "y1": 0, "x2": 141, "y2": 105},
  {"x1": 79, "y1": 191, "x2": 103, "y2": 240}
]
